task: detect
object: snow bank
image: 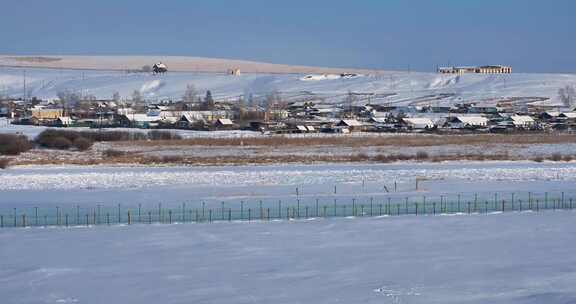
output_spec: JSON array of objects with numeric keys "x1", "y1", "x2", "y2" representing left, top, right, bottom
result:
[{"x1": 139, "y1": 79, "x2": 165, "y2": 95}]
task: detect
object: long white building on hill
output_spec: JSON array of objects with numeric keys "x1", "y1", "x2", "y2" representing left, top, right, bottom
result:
[{"x1": 438, "y1": 65, "x2": 512, "y2": 74}]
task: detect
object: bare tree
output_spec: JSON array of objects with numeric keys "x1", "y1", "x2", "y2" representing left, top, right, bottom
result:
[
  {"x1": 203, "y1": 90, "x2": 215, "y2": 110},
  {"x1": 559, "y1": 85, "x2": 576, "y2": 108},
  {"x1": 57, "y1": 90, "x2": 82, "y2": 108},
  {"x1": 182, "y1": 84, "x2": 198, "y2": 105},
  {"x1": 112, "y1": 92, "x2": 121, "y2": 102},
  {"x1": 344, "y1": 90, "x2": 357, "y2": 117},
  {"x1": 132, "y1": 90, "x2": 143, "y2": 103}
]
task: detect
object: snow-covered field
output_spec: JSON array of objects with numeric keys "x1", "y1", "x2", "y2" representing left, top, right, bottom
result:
[
  {"x1": 1, "y1": 211, "x2": 576, "y2": 303},
  {"x1": 1, "y1": 66, "x2": 575, "y2": 106}
]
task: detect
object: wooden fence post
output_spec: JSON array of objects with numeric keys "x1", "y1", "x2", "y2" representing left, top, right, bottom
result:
[
  {"x1": 278, "y1": 200, "x2": 282, "y2": 219},
  {"x1": 334, "y1": 199, "x2": 337, "y2": 216},
  {"x1": 297, "y1": 199, "x2": 300, "y2": 218}
]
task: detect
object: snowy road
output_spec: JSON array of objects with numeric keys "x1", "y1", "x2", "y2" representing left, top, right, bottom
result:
[{"x1": 1, "y1": 211, "x2": 576, "y2": 303}]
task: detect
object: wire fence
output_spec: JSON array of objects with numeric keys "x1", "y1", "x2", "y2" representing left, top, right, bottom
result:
[{"x1": 1, "y1": 191, "x2": 574, "y2": 229}]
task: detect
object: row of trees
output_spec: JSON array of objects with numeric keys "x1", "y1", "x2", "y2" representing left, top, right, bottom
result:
[
  {"x1": 558, "y1": 85, "x2": 576, "y2": 108},
  {"x1": 54, "y1": 83, "x2": 290, "y2": 113}
]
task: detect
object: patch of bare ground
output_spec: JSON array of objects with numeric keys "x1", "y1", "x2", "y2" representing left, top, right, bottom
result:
[
  {"x1": 124, "y1": 134, "x2": 576, "y2": 148},
  {"x1": 7, "y1": 134, "x2": 576, "y2": 167},
  {"x1": 11, "y1": 149, "x2": 576, "y2": 167}
]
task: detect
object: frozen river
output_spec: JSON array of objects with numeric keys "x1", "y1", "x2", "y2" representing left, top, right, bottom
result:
[{"x1": 1, "y1": 161, "x2": 575, "y2": 212}]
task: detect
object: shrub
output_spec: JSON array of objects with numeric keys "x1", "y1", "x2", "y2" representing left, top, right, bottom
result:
[
  {"x1": 394, "y1": 154, "x2": 412, "y2": 161},
  {"x1": 148, "y1": 130, "x2": 182, "y2": 140},
  {"x1": 349, "y1": 153, "x2": 369, "y2": 162},
  {"x1": 103, "y1": 149, "x2": 127, "y2": 158},
  {"x1": 51, "y1": 137, "x2": 73, "y2": 149},
  {"x1": 533, "y1": 156, "x2": 544, "y2": 163},
  {"x1": 550, "y1": 153, "x2": 563, "y2": 162},
  {"x1": 36, "y1": 129, "x2": 149, "y2": 149},
  {"x1": 0, "y1": 158, "x2": 10, "y2": 169},
  {"x1": 372, "y1": 154, "x2": 392, "y2": 163},
  {"x1": 415, "y1": 151, "x2": 429, "y2": 160},
  {"x1": 0, "y1": 134, "x2": 32, "y2": 155},
  {"x1": 36, "y1": 129, "x2": 78, "y2": 148},
  {"x1": 161, "y1": 155, "x2": 184, "y2": 163},
  {"x1": 563, "y1": 155, "x2": 573, "y2": 162},
  {"x1": 73, "y1": 137, "x2": 93, "y2": 151}
]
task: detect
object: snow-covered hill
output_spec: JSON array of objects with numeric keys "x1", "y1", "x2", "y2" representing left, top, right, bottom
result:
[{"x1": 1, "y1": 66, "x2": 575, "y2": 106}]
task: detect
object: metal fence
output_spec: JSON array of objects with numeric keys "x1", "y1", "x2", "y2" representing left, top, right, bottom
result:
[{"x1": 1, "y1": 191, "x2": 574, "y2": 229}]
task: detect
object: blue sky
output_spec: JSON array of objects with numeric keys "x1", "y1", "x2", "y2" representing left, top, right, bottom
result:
[{"x1": 1, "y1": 0, "x2": 575, "y2": 72}]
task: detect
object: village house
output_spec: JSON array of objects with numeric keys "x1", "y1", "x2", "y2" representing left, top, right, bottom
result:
[
  {"x1": 509, "y1": 115, "x2": 536, "y2": 129},
  {"x1": 336, "y1": 119, "x2": 365, "y2": 132},
  {"x1": 54, "y1": 116, "x2": 73, "y2": 127},
  {"x1": 214, "y1": 118, "x2": 235, "y2": 130},
  {"x1": 438, "y1": 65, "x2": 512, "y2": 74},
  {"x1": 29, "y1": 107, "x2": 64, "y2": 125},
  {"x1": 540, "y1": 111, "x2": 561, "y2": 121},
  {"x1": 400, "y1": 117, "x2": 436, "y2": 130},
  {"x1": 559, "y1": 112, "x2": 576, "y2": 120},
  {"x1": 446, "y1": 116, "x2": 489, "y2": 129},
  {"x1": 177, "y1": 110, "x2": 232, "y2": 128},
  {"x1": 268, "y1": 109, "x2": 289, "y2": 120},
  {"x1": 117, "y1": 113, "x2": 161, "y2": 128}
]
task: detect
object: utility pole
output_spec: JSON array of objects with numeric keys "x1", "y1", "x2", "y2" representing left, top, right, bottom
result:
[{"x1": 22, "y1": 70, "x2": 26, "y2": 102}]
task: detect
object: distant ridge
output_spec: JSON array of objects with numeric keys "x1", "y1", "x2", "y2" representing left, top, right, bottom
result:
[{"x1": 0, "y1": 55, "x2": 380, "y2": 74}]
